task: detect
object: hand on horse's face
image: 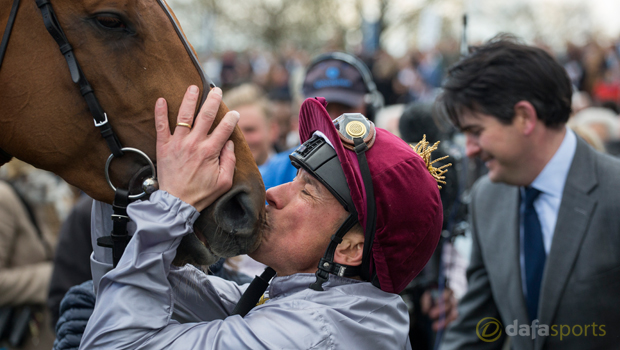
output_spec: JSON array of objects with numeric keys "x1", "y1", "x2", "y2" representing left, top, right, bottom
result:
[{"x1": 155, "y1": 86, "x2": 239, "y2": 212}]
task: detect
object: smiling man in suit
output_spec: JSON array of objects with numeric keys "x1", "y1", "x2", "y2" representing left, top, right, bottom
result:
[{"x1": 438, "y1": 36, "x2": 620, "y2": 349}]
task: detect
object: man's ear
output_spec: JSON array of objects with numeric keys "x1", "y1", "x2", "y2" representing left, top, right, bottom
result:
[
  {"x1": 334, "y1": 232, "x2": 364, "y2": 266},
  {"x1": 514, "y1": 100, "x2": 538, "y2": 135}
]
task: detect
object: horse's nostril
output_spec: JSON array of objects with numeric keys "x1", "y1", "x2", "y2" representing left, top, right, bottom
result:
[{"x1": 215, "y1": 190, "x2": 255, "y2": 235}]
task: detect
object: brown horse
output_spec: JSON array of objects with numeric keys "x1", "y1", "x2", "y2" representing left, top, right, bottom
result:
[{"x1": 0, "y1": 0, "x2": 265, "y2": 266}]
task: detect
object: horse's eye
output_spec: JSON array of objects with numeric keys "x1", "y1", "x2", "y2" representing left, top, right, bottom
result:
[{"x1": 96, "y1": 16, "x2": 126, "y2": 29}]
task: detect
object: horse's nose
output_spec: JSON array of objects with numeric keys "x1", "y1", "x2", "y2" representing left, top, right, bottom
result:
[{"x1": 213, "y1": 187, "x2": 258, "y2": 237}]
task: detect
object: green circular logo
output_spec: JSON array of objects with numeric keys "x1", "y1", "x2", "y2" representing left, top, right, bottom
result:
[{"x1": 476, "y1": 317, "x2": 503, "y2": 342}]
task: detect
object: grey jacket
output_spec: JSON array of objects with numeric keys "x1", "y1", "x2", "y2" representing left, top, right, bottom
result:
[
  {"x1": 440, "y1": 137, "x2": 620, "y2": 350},
  {"x1": 81, "y1": 191, "x2": 412, "y2": 349}
]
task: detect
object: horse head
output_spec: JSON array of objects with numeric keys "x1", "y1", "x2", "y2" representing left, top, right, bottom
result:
[{"x1": 0, "y1": 0, "x2": 265, "y2": 266}]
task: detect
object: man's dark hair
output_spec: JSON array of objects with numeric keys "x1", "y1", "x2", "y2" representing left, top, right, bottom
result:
[{"x1": 437, "y1": 34, "x2": 572, "y2": 129}]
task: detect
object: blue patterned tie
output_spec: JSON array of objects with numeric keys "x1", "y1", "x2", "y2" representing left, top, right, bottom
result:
[{"x1": 523, "y1": 187, "x2": 546, "y2": 321}]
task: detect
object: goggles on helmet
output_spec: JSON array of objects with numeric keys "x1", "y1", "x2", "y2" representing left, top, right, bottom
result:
[
  {"x1": 289, "y1": 134, "x2": 355, "y2": 214},
  {"x1": 289, "y1": 113, "x2": 376, "y2": 215}
]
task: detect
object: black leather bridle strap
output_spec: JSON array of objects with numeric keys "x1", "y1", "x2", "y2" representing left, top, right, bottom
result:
[
  {"x1": 154, "y1": 0, "x2": 213, "y2": 107},
  {"x1": 35, "y1": 0, "x2": 124, "y2": 157},
  {"x1": 96, "y1": 188, "x2": 131, "y2": 267},
  {"x1": 0, "y1": 0, "x2": 20, "y2": 70},
  {"x1": 309, "y1": 213, "x2": 359, "y2": 291}
]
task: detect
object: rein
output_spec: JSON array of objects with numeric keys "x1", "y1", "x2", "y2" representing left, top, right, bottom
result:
[
  {"x1": 0, "y1": 0, "x2": 21, "y2": 164},
  {"x1": 0, "y1": 0, "x2": 19, "y2": 71}
]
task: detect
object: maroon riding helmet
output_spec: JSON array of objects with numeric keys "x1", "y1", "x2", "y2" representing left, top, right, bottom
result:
[{"x1": 290, "y1": 97, "x2": 443, "y2": 294}]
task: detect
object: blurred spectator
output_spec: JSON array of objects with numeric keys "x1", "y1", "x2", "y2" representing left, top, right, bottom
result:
[
  {"x1": 570, "y1": 106, "x2": 619, "y2": 143},
  {"x1": 258, "y1": 149, "x2": 298, "y2": 192},
  {"x1": 592, "y1": 71, "x2": 620, "y2": 105},
  {"x1": 570, "y1": 125, "x2": 606, "y2": 152},
  {"x1": 219, "y1": 51, "x2": 239, "y2": 91},
  {"x1": 202, "y1": 35, "x2": 620, "y2": 124},
  {"x1": 601, "y1": 100, "x2": 620, "y2": 114},
  {"x1": 265, "y1": 62, "x2": 290, "y2": 95},
  {"x1": 571, "y1": 91, "x2": 592, "y2": 115},
  {"x1": 302, "y1": 52, "x2": 384, "y2": 121},
  {"x1": 418, "y1": 49, "x2": 444, "y2": 88},
  {"x1": 580, "y1": 39, "x2": 606, "y2": 96},
  {"x1": 267, "y1": 89, "x2": 295, "y2": 152},
  {"x1": 0, "y1": 160, "x2": 65, "y2": 350},
  {"x1": 374, "y1": 104, "x2": 405, "y2": 137},
  {"x1": 371, "y1": 50, "x2": 400, "y2": 105},
  {"x1": 47, "y1": 194, "x2": 94, "y2": 329},
  {"x1": 399, "y1": 102, "x2": 463, "y2": 349},
  {"x1": 224, "y1": 83, "x2": 278, "y2": 167},
  {"x1": 563, "y1": 42, "x2": 585, "y2": 90},
  {"x1": 394, "y1": 53, "x2": 439, "y2": 104},
  {"x1": 224, "y1": 83, "x2": 298, "y2": 190}
]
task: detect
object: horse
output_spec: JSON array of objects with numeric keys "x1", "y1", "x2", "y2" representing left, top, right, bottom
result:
[{"x1": 0, "y1": 0, "x2": 266, "y2": 267}]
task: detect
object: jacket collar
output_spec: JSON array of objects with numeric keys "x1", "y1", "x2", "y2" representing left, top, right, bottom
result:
[{"x1": 267, "y1": 273, "x2": 363, "y2": 299}]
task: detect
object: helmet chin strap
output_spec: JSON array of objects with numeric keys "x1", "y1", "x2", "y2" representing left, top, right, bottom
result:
[
  {"x1": 231, "y1": 207, "x2": 362, "y2": 317},
  {"x1": 309, "y1": 213, "x2": 360, "y2": 291},
  {"x1": 310, "y1": 136, "x2": 378, "y2": 291}
]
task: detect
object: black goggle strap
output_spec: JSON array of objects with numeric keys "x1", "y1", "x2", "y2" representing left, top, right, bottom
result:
[
  {"x1": 353, "y1": 137, "x2": 379, "y2": 288},
  {"x1": 309, "y1": 212, "x2": 360, "y2": 291},
  {"x1": 36, "y1": 0, "x2": 123, "y2": 158},
  {"x1": 232, "y1": 266, "x2": 277, "y2": 317}
]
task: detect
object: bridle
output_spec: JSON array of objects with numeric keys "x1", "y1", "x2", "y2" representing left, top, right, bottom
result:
[
  {"x1": 0, "y1": 0, "x2": 213, "y2": 266},
  {"x1": 0, "y1": 0, "x2": 22, "y2": 165}
]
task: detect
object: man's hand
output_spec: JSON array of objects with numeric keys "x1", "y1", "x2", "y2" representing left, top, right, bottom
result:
[
  {"x1": 155, "y1": 85, "x2": 239, "y2": 212},
  {"x1": 421, "y1": 288, "x2": 459, "y2": 331}
]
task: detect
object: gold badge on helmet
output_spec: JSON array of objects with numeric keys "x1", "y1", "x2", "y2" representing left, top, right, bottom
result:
[
  {"x1": 334, "y1": 113, "x2": 376, "y2": 151},
  {"x1": 345, "y1": 121, "x2": 367, "y2": 138}
]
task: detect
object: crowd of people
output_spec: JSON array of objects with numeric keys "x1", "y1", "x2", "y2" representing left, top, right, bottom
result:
[
  {"x1": 203, "y1": 36, "x2": 620, "y2": 155},
  {"x1": 1, "y1": 32, "x2": 620, "y2": 350}
]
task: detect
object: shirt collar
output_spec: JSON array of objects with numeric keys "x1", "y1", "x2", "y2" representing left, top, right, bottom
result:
[{"x1": 529, "y1": 127, "x2": 577, "y2": 198}]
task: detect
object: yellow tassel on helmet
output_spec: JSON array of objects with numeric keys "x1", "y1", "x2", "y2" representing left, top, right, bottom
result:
[{"x1": 411, "y1": 135, "x2": 451, "y2": 189}]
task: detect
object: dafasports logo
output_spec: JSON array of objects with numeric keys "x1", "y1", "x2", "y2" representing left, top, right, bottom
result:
[
  {"x1": 477, "y1": 318, "x2": 607, "y2": 342},
  {"x1": 476, "y1": 318, "x2": 503, "y2": 342}
]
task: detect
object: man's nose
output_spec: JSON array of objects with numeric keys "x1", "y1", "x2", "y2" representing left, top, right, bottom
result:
[
  {"x1": 265, "y1": 183, "x2": 287, "y2": 209},
  {"x1": 465, "y1": 135, "x2": 481, "y2": 158}
]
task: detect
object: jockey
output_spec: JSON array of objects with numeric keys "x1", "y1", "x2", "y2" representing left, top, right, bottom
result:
[{"x1": 79, "y1": 87, "x2": 444, "y2": 350}]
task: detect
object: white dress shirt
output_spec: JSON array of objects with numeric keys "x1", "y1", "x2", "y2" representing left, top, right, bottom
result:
[{"x1": 519, "y1": 127, "x2": 577, "y2": 296}]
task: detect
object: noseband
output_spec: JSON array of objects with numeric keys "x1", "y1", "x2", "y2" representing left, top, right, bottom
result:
[{"x1": 1, "y1": 0, "x2": 213, "y2": 266}]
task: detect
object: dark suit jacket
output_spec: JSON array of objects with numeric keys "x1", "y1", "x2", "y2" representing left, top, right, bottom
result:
[{"x1": 440, "y1": 137, "x2": 620, "y2": 350}]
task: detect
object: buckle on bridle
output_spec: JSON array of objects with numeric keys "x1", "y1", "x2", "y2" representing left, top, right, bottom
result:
[{"x1": 94, "y1": 112, "x2": 109, "y2": 127}]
